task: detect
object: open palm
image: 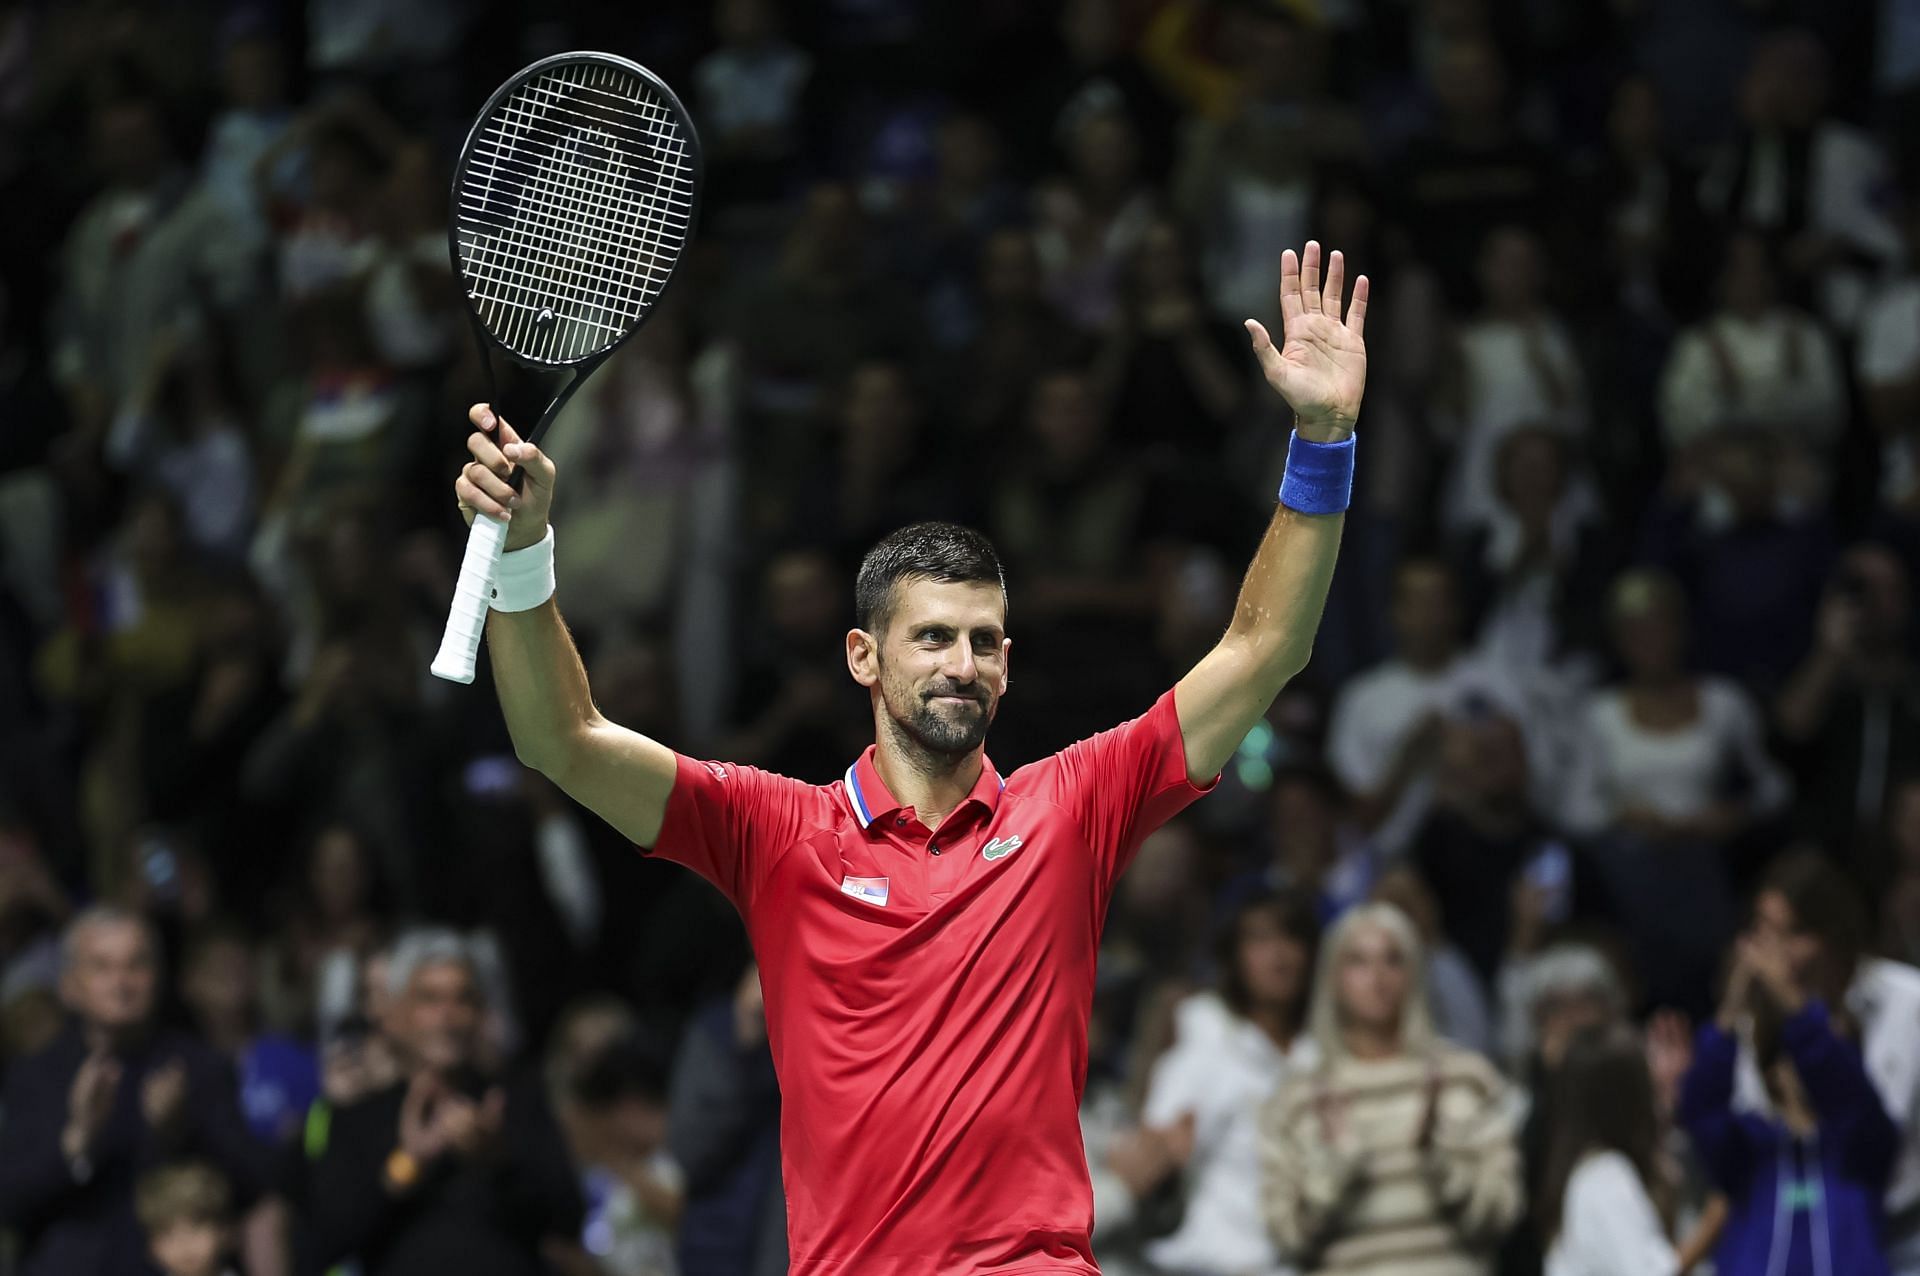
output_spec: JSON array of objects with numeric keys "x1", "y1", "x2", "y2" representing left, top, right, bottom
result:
[{"x1": 1245, "y1": 241, "x2": 1369, "y2": 438}]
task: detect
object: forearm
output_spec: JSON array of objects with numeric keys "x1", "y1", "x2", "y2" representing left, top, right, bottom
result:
[
  {"x1": 486, "y1": 598, "x2": 601, "y2": 775},
  {"x1": 1221, "y1": 501, "x2": 1344, "y2": 683}
]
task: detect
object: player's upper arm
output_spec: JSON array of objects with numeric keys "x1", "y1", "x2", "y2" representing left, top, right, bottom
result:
[
  {"x1": 543, "y1": 716, "x2": 680, "y2": 847},
  {"x1": 1174, "y1": 642, "x2": 1277, "y2": 785}
]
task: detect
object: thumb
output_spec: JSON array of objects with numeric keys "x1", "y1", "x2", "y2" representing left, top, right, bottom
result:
[{"x1": 1244, "y1": 319, "x2": 1284, "y2": 374}]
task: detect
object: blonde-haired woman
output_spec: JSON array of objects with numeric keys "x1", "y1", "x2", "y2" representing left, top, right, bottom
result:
[{"x1": 1260, "y1": 902, "x2": 1521, "y2": 1276}]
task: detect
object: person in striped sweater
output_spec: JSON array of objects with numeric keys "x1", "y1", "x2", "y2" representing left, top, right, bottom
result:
[{"x1": 1260, "y1": 901, "x2": 1521, "y2": 1276}]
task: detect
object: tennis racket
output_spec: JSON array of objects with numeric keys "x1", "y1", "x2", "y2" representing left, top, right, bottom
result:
[{"x1": 431, "y1": 51, "x2": 702, "y2": 684}]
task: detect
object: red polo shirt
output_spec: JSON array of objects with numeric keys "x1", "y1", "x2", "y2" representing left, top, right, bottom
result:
[{"x1": 645, "y1": 688, "x2": 1214, "y2": 1274}]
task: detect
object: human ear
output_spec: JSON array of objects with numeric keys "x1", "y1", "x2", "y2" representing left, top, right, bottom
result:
[{"x1": 846, "y1": 629, "x2": 880, "y2": 688}]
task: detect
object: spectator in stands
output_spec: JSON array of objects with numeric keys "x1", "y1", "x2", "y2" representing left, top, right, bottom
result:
[
  {"x1": 693, "y1": 0, "x2": 813, "y2": 211},
  {"x1": 1137, "y1": 888, "x2": 1320, "y2": 1276},
  {"x1": 1032, "y1": 101, "x2": 1158, "y2": 333},
  {"x1": 0, "y1": 907, "x2": 277, "y2": 1276},
  {"x1": 307, "y1": 928, "x2": 582, "y2": 1276},
  {"x1": 669, "y1": 965, "x2": 785, "y2": 1276},
  {"x1": 1657, "y1": 232, "x2": 1846, "y2": 512},
  {"x1": 1327, "y1": 557, "x2": 1526, "y2": 856},
  {"x1": 1699, "y1": 29, "x2": 1903, "y2": 331},
  {"x1": 1858, "y1": 195, "x2": 1920, "y2": 550},
  {"x1": 554, "y1": 1037, "x2": 682, "y2": 1276},
  {"x1": 1777, "y1": 545, "x2": 1920, "y2": 868},
  {"x1": 1680, "y1": 920, "x2": 1898, "y2": 1276},
  {"x1": 1372, "y1": 867, "x2": 1495, "y2": 1057},
  {"x1": 1440, "y1": 226, "x2": 1591, "y2": 536},
  {"x1": 1261, "y1": 902, "x2": 1521, "y2": 1276},
  {"x1": 1540, "y1": 1024, "x2": 1717, "y2": 1276},
  {"x1": 1735, "y1": 853, "x2": 1920, "y2": 1276},
  {"x1": 135, "y1": 1161, "x2": 239, "y2": 1276},
  {"x1": 180, "y1": 924, "x2": 315, "y2": 1149}
]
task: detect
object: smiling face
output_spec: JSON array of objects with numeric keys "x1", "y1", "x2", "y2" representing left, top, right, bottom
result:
[{"x1": 850, "y1": 577, "x2": 1010, "y2": 759}]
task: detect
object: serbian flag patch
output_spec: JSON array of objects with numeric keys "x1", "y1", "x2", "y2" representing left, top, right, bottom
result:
[{"x1": 841, "y1": 875, "x2": 890, "y2": 907}]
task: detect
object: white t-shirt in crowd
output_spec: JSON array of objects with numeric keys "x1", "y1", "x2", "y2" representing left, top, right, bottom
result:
[
  {"x1": 1545, "y1": 1150, "x2": 1677, "y2": 1276},
  {"x1": 1563, "y1": 678, "x2": 1789, "y2": 837},
  {"x1": 1141, "y1": 991, "x2": 1315, "y2": 1276}
]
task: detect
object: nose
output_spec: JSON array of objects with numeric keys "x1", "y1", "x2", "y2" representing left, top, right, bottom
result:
[{"x1": 942, "y1": 644, "x2": 978, "y2": 685}]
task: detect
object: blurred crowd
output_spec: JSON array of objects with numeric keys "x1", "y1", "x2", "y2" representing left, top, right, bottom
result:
[{"x1": 1, "y1": 0, "x2": 1919, "y2": 1274}]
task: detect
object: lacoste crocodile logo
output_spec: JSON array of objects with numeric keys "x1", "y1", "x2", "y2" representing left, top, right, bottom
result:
[{"x1": 982, "y1": 835, "x2": 1024, "y2": 861}]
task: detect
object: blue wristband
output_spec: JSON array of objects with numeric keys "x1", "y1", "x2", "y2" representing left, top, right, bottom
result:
[{"x1": 1278, "y1": 430, "x2": 1355, "y2": 514}]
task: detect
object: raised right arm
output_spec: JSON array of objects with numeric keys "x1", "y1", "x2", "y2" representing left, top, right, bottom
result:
[{"x1": 456, "y1": 405, "x2": 677, "y2": 846}]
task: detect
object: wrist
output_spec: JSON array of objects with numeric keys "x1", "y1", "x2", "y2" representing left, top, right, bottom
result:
[
  {"x1": 1278, "y1": 429, "x2": 1356, "y2": 514},
  {"x1": 1293, "y1": 415, "x2": 1355, "y2": 443},
  {"x1": 490, "y1": 525, "x2": 556, "y2": 612}
]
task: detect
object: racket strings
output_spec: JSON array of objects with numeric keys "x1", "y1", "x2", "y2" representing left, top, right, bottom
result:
[{"x1": 457, "y1": 60, "x2": 695, "y2": 364}]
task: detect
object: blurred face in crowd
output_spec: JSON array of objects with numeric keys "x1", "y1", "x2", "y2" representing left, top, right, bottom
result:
[
  {"x1": 766, "y1": 550, "x2": 839, "y2": 640},
  {"x1": 1122, "y1": 824, "x2": 1198, "y2": 920},
  {"x1": 1477, "y1": 226, "x2": 1544, "y2": 316},
  {"x1": 1390, "y1": 561, "x2": 1459, "y2": 667},
  {"x1": 1238, "y1": 905, "x2": 1312, "y2": 1014},
  {"x1": 222, "y1": 35, "x2": 284, "y2": 112},
  {"x1": 91, "y1": 99, "x2": 170, "y2": 188},
  {"x1": 63, "y1": 917, "x2": 159, "y2": 1038},
  {"x1": 1834, "y1": 545, "x2": 1911, "y2": 652},
  {"x1": 1744, "y1": 31, "x2": 1828, "y2": 130},
  {"x1": 1030, "y1": 371, "x2": 1105, "y2": 471},
  {"x1": 716, "y1": 0, "x2": 776, "y2": 45},
  {"x1": 149, "y1": 1218, "x2": 228, "y2": 1276},
  {"x1": 1719, "y1": 235, "x2": 1777, "y2": 317},
  {"x1": 861, "y1": 578, "x2": 1007, "y2": 757},
  {"x1": 1068, "y1": 108, "x2": 1137, "y2": 194},
  {"x1": 1439, "y1": 714, "x2": 1529, "y2": 804},
  {"x1": 1752, "y1": 890, "x2": 1826, "y2": 994},
  {"x1": 1608, "y1": 76, "x2": 1662, "y2": 158},
  {"x1": 1335, "y1": 921, "x2": 1411, "y2": 1040},
  {"x1": 392, "y1": 959, "x2": 483, "y2": 1074},
  {"x1": 843, "y1": 362, "x2": 917, "y2": 470},
  {"x1": 184, "y1": 936, "x2": 254, "y2": 1030},
  {"x1": 1496, "y1": 428, "x2": 1568, "y2": 525},
  {"x1": 1534, "y1": 986, "x2": 1618, "y2": 1069},
  {"x1": 1432, "y1": 38, "x2": 1505, "y2": 131},
  {"x1": 1610, "y1": 574, "x2": 1686, "y2": 681},
  {"x1": 1272, "y1": 776, "x2": 1337, "y2": 884},
  {"x1": 310, "y1": 825, "x2": 371, "y2": 925},
  {"x1": 980, "y1": 229, "x2": 1041, "y2": 305},
  {"x1": 1133, "y1": 219, "x2": 1192, "y2": 300}
]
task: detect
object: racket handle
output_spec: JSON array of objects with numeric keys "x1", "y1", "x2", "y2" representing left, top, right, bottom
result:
[{"x1": 431, "y1": 513, "x2": 511, "y2": 684}]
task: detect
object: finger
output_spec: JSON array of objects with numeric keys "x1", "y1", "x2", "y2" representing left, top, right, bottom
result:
[
  {"x1": 469, "y1": 403, "x2": 500, "y2": 433},
  {"x1": 457, "y1": 470, "x2": 514, "y2": 522},
  {"x1": 1323, "y1": 249, "x2": 1345, "y2": 314},
  {"x1": 1243, "y1": 319, "x2": 1283, "y2": 377},
  {"x1": 1346, "y1": 274, "x2": 1370, "y2": 339},
  {"x1": 464, "y1": 460, "x2": 519, "y2": 508},
  {"x1": 503, "y1": 440, "x2": 555, "y2": 492},
  {"x1": 467, "y1": 430, "x2": 513, "y2": 479},
  {"x1": 1300, "y1": 241, "x2": 1323, "y2": 314},
  {"x1": 1278, "y1": 248, "x2": 1304, "y2": 326}
]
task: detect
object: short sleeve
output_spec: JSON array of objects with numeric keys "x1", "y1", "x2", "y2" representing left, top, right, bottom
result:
[
  {"x1": 645, "y1": 754, "x2": 819, "y2": 914},
  {"x1": 1030, "y1": 689, "x2": 1215, "y2": 889},
  {"x1": 1558, "y1": 1152, "x2": 1677, "y2": 1276}
]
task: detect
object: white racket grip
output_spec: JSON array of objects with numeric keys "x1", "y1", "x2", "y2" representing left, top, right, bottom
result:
[{"x1": 431, "y1": 513, "x2": 511, "y2": 684}]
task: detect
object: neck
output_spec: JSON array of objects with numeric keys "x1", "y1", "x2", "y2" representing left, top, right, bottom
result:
[
  {"x1": 1342, "y1": 1023, "x2": 1400, "y2": 1060},
  {"x1": 1402, "y1": 645, "x2": 1453, "y2": 673},
  {"x1": 84, "y1": 1020, "x2": 143, "y2": 1056},
  {"x1": 874, "y1": 717, "x2": 984, "y2": 830},
  {"x1": 1249, "y1": 1004, "x2": 1296, "y2": 1050}
]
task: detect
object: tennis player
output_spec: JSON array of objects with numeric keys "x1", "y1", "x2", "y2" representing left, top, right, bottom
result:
[{"x1": 453, "y1": 241, "x2": 1368, "y2": 1274}]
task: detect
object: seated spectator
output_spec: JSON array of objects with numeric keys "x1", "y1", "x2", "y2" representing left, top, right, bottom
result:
[
  {"x1": 1698, "y1": 30, "x2": 1903, "y2": 331},
  {"x1": 307, "y1": 928, "x2": 582, "y2": 1276},
  {"x1": 1373, "y1": 867, "x2": 1495, "y2": 1057},
  {"x1": 1218, "y1": 763, "x2": 1376, "y2": 925},
  {"x1": 669, "y1": 965, "x2": 784, "y2": 1276},
  {"x1": 555, "y1": 1038, "x2": 682, "y2": 1276},
  {"x1": 1856, "y1": 194, "x2": 1920, "y2": 527},
  {"x1": 1453, "y1": 427, "x2": 1616, "y2": 679},
  {"x1": 1657, "y1": 232, "x2": 1845, "y2": 512},
  {"x1": 1439, "y1": 226, "x2": 1591, "y2": 536},
  {"x1": 1641, "y1": 429, "x2": 1834, "y2": 695},
  {"x1": 1567, "y1": 570, "x2": 1789, "y2": 848},
  {"x1": 180, "y1": 923, "x2": 318, "y2": 1147},
  {"x1": 1260, "y1": 902, "x2": 1521, "y2": 1276},
  {"x1": 1566, "y1": 569, "x2": 1789, "y2": 1012},
  {"x1": 1541, "y1": 1024, "x2": 1717, "y2": 1276},
  {"x1": 1680, "y1": 925, "x2": 1899, "y2": 1276},
  {"x1": 1136, "y1": 889, "x2": 1321, "y2": 1276},
  {"x1": 933, "y1": 227, "x2": 1087, "y2": 444},
  {"x1": 1031, "y1": 102, "x2": 1159, "y2": 333},
  {"x1": 1879, "y1": 777, "x2": 1920, "y2": 967},
  {"x1": 0, "y1": 907, "x2": 276, "y2": 1276},
  {"x1": 1777, "y1": 545, "x2": 1920, "y2": 867},
  {"x1": 1327, "y1": 557, "x2": 1529, "y2": 856},
  {"x1": 135, "y1": 1161, "x2": 239, "y2": 1276},
  {"x1": 692, "y1": 0, "x2": 813, "y2": 211},
  {"x1": 1736, "y1": 854, "x2": 1920, "y2": 1275}
]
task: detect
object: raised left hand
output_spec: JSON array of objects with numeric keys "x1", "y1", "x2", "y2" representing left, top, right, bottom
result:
[{"x1": 1246, "y1": 240, "x2": 1369, "y2": 440}]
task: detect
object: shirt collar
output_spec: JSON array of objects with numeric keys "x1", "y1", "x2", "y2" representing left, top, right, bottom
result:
[{"x1": 842, "y1": 746, "x2": 1004, "y2": 831}]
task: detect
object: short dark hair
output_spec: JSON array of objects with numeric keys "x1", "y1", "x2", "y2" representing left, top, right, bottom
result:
[
  {"x1": 570, "y1": 1037, "x2": 671, "y2": 1110},
  {"x1": 854, "y1": 523, "x2": 1007, "y2": 636}
]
